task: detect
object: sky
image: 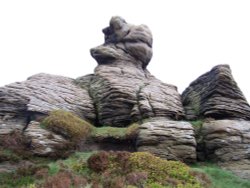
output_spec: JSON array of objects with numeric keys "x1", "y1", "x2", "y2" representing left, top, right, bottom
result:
[{"x1": 0, "y1": 1, "x2": 250, "y2": 101}]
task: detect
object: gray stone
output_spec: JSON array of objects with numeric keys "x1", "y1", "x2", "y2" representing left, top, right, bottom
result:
[
  {"x1": 0, "y1": 73, "x2": 96, "y2": 123},
  {"x1": 24, "y1": 121, "x2": 70, "y2": 156},
  {"x1": 136, "y1": 118, "x2": 197, "y2": 163},
  {"x1": 182, "y1": 64, "x2": 250, "y2": 120},
  {"x1": 201, "y1": 120, "x2": 250, "y2": 162},
  {"x1": 76, "y1": 16, "x2": 184, "y2": 127}
]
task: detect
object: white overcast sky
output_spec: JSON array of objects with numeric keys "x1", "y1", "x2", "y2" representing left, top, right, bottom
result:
[{"x1": 1, "y1": 1, "x2": 250, "y2": 101}]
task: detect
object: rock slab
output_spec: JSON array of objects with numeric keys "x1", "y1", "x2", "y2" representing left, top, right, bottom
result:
[
  {"x1": 24, "y1": 121, "x2": 70, "y2": 156},
  {"x1": 201, "y1": 120, "x2": 250, "y2": 162},
  {"x1": 136, "y1": 118, "x2": 197, "y2": 163}
]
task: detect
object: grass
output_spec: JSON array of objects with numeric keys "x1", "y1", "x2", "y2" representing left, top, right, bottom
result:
[
  {"x1": 91, "y1": 123, "x2": 139, "y2": 140},
  {"x1": 192, "y1": 163, "x2": 250, "y2": 188},
  {"x1": 0, "y1": 151, "x2": 249, "y2": 188},
  {"x1": 190, "y1": 120, "x2": 204, "y2": 128},
  {"x1": 48, "y1": 163, "x2": 60, "y2": 176},
  {"x1": 92, "y1": 126, "x2": 127, "y2": 139},
  {"x1": 0, "y1": 172, "x2": 35, "y2": 188},
  {"x1": 0, "y1": 148, "x2": 21, "y2": 162}
]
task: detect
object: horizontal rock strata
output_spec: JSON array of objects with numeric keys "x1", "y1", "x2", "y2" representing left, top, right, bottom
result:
[
  {"x1": 24, "y1": 121, "x2": 70, "y2": 156},
  {"x1": 136, "y1": 118, "x2": 197, "y2": 163},
  {"x1": 0, "y1": 73, "x2": 95, "y2": 123},
  {"x1": 76, "y1": 16, "x2": 184, "y2": 127},
  {"x1": 182, "y1": 64, "x2": 250, "y2": 120},
  {"x1": 201, "y1": 120, "x2": 250, "y2": 162}
]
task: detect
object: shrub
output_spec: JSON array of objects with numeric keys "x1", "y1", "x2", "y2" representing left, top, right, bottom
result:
[
  {"x1": 126, "y1": 172, "x2": 147, "y2": 187},
  {"x1": 102, "y1": 176, "x2": 126, "y2": 188},
  {"x1": 0, "y1": 172, "x2": 35, "y2": 188},
  {"x1": 42, "y1": 110, "x2": 94, "y2": 140},
  {"x1": 128, "y1": 152, "x2": 202, "y2": 187},
  {"x1": 43, "y1": 171, "x2": 87, "y2": 188},
  {"x1": 87, "y1": 151, "x2": 111, "y2": 172},
  {"x1": 0, "y1": 130, "x2": 31, "y2": 158},
  {"x1": 0, "y1": 148, "x2": 21, "y2": 162},
  {"x1": 87, "y1": 151, "x2": 131, "y2": 174},
  {"x1": 43, "y1": 171, "x2": 71, "y2": 188},
  {"x1": 87, "y1": 151, "x2": 203, "y2": 187}
]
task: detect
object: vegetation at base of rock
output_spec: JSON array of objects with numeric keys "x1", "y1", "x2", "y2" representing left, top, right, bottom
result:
[
  {"x1": 0, "y1": 130, "x2": 32, "y2": 160},
  {"x1": 42, "y1": 110, "x2": 94, "y2": 140},
  {"x1": 0, "y1": 148, "x2": 21, "y2": 162},
  {"x1": 192, "y1": 163, "x2": 250, "y2": 188},
  {"x1": 91, "y1": 123, "x2": 139, "y2": 140},
  {"x1": 0, "y1": 151, "x2": 249, "y2": 188},
  {"x1": 92, "y1": 126, "x2": 127, "y2": 139},
  {"x1": 87, "y1": 151, "x2": 203, "y2": 187},
  {"x1": 128, "y1": 152, "x2": 202, "y2": 187},
  {"x1": 0, "y1": 172, "x2": 35, "y2": 188}
]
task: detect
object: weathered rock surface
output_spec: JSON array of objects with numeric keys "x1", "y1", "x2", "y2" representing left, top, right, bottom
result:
[
  {"x1": 0, "y1": 118, "x2": 25, "y2": 135},
  {"x1": 0, "y1": 16, "x2": 186, "y2": 159},
  {"x1": 24, "y1": 121, "x2": 70, "y2": 156},
  {"x1": 200, "y1": 120, "x2": 250, "y2": 162},
  {"x1": 76, "y1": 16, "x2": 184, "y2": 127},
  {"x1": 182, "y1": 64, "x2": 250, "y2": 120},
  {"x1": 0, "y1": 73, "x2": 95, "y2": 122},
  {"x1": 136, "y1": 118, "x2": 197, "y2": 163}
]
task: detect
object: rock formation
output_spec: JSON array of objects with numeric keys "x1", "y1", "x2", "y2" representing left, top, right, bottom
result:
[
  {"x1": 0, "y1": 16, "x2": 250, "y2": 171},
  {"x1": 200, "y1": 120, "x2": 250, "y2": 162},
  {"x1": 183, "y1": 65, "x2": 250, "y2": 178},
  {"x1": 137, "y1": 118, "x2": 197, "y2": 163},
  {"x1": 24, "y1": 121, "x2": 70, "y2": 156},
  {"x1": 0, "y1": 16, "x2": 190, "y2": 159},
  {"x1": 0, "y1": 73, "x2": 95, "y2": 155},
  {"x1": 182, "y1": 64, "x2": 250, "y2": 120},
  {"x1": 76, "y1": 16, "x2": 184, "y2": 127}
]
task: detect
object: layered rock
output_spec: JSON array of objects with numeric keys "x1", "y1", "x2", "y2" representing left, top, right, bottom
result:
[
  {"x1": 76, "y1": 16, "x2": 184, "y2": 127},
  {"x1": 182, "y1": 64, "x2": 250, "y2": 120},
  {"x1": 24, "y1": 121, "x2": 70, "y2": 156},
  {"x1": 201, "y1": 120, "x2": 250, "y2": 162},
  {"x1": 0, "y1": 73, "x2": 95, "y2": 123},
  {"x1": 136, "y1": 118, "x2": 197, "y2": 163}
]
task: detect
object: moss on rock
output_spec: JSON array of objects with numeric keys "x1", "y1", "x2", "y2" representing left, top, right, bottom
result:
[{"x1": 42, "y1": 110, "x2": 94, "y2": 140}]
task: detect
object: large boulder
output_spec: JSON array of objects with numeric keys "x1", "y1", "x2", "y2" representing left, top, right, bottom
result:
[
  {"x1": 0, "y1": 73, "x2": 95, "y2": 156},
  {"x1": 182, "y1": 64, "x2": 250, "y2": 120},
  {"x1": 136, "y1": 118, "x2": 197, "y2": 163},
  {"x1": 201, "y1": 120, "x2": 250, "y2": 162},
  {"x1": 76, "y1": 16, "x2": 184, "y2": 127},
  {"x1": 0, "y1": 73, "x2": 95, "y2": 124}
]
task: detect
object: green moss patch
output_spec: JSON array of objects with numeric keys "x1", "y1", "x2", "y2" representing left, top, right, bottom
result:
[
  {"x1": 91, "y1": 123, "x2": 139, "y2": 140},
  {"x1": 42, "y1": 110, "x2": 94, "y2": 140}
]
